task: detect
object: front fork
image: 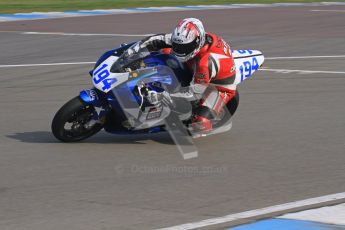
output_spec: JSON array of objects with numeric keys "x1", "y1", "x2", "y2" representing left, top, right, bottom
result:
[{"x1": 79, "y1": 88, "x2": 110, "y2": 124}]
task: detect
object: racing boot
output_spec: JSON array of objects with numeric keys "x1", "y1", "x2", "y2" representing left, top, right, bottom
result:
[{"x1": 190, "y1": 115, "x2": 213, "y2": 137}]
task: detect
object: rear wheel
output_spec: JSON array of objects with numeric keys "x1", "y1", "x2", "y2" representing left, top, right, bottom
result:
[{"x1": 52, "y1": 97, "x2": 104, "y2": 142}]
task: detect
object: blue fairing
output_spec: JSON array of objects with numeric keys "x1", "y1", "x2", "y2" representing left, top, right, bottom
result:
[{"x1": 83, "y1": 45, "x2": 190, "y2": 134}]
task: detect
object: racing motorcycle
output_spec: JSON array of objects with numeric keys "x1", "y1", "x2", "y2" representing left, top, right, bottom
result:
[{"x1": 51, "y1": 42, "x2": 264, "y2": 142}]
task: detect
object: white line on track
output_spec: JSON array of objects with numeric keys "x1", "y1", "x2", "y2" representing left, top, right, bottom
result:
[
  {"x1": 280, "y1": 203, "x2": 345, "y2": 225},
  {"x1": 1, "y1": 55, "x2": 345, "y2": 69},
  {"x1": 266, "y1": 55, "x2": 345, "y2": 60},
  {"x1": 260, "y1": 68, "x2": 345, "y2": 75},
  {"x1": 156, "y1": 192, "x2": 345, "y2": 230},
  {"x1": 22, "y1": 31, "x2": 154, "y2": 37},
  {"x1": 311, "y1": 9, "x2": 345, "y2": 12},
  {"x1": 0, "y1": 62, "x2": 94, "y2": 68}
]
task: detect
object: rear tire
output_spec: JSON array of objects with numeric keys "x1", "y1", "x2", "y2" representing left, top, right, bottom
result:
[{"x1": 52, "y1": 97, "x2": 103, "y2": 142}]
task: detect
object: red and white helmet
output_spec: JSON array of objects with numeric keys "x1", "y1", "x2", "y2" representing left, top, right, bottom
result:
[{"x1": 171, "y1": 18, "x2": 206, "y2": 62}]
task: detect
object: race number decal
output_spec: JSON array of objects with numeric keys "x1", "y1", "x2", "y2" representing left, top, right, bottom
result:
[
  {"x1": 238, "y1": 57, "x2": 259, "y2": 82},
  {"x1": 93, "y1": 64, "x2": 118, "y2": 91}
]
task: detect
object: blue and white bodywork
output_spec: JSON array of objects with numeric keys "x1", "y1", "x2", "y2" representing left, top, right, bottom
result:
[{"x1": 232, "y1": 49, "x2": 264, "y2": 84}]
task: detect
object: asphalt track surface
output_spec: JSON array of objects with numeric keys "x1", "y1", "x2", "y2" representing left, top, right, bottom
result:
[{"x1": 0, "y1": 5, "x2": 345, "y2": 230}]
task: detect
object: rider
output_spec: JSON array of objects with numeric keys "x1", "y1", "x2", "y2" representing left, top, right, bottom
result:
[{"x1": 130, "y1": 18, "x2": 237, "y2": 134}]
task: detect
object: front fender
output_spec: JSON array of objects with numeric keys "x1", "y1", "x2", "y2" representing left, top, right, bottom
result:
[
  {"x1": 79, "y1": 88, "x2": 110, "y2": 121},
  {"x1": 79, "y1": 88, "x2": 110, "y2": 109},
  {"x1": 79, "y1": 89, "x2": 100, "y2": 105}
]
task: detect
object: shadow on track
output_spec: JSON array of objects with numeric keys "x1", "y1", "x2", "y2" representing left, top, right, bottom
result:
[{"x1": 6, "y1": 131, "x2": 176, "y2": 145}]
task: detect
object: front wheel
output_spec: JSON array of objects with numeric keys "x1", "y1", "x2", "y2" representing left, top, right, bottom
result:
[{"x1": 52, "y1": 97, "x2": 104, "y2": 142}]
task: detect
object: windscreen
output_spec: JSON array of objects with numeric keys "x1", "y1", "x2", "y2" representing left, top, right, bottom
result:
[{"x1": 111, "y1": 42, "x2": 150, "y2": 73}]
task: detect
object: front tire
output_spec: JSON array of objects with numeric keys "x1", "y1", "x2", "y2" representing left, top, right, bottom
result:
[{"x1": 52, "y1": 97, "x2": 103, "y2": 142}]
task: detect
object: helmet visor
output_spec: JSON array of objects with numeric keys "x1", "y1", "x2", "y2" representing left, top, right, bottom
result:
[{"x1": 172, "y1": 37, "x2": 199, "y2": 57}]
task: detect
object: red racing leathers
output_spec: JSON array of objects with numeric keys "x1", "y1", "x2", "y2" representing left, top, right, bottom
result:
[{"x1": 140, "y1": 32, "x2": 237, "y2": 133}]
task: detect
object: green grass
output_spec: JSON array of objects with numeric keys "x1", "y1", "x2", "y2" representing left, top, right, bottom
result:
[{"x1": 0, "y1": 0, "x2": 343, "y2": 14}]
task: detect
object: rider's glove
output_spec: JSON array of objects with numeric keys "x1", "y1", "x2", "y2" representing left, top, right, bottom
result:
[{"x1": 126, "y1": 34, "x2": 171, "y2": 56}]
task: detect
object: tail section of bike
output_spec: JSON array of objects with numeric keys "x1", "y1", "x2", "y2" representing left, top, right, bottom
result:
[{"x1": 232, "y1": 49, "x2": 264, "y2": 84}]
